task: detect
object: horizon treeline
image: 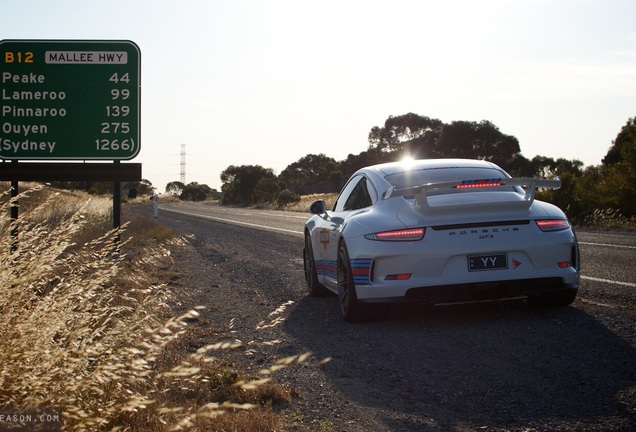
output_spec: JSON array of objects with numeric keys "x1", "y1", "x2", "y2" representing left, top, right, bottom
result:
[{"x1": 219, "y1": 113, "x2": 636, "y2": 227}]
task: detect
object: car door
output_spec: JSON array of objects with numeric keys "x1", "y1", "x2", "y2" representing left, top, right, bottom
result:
[{"x1": 314, "y1": 175, "x2": 375, "y2": 287}]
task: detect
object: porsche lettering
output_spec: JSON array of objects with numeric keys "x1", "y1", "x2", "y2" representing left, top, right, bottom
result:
[{"x1": 448, "y1": 227, "x2": 520, "y2": 236}]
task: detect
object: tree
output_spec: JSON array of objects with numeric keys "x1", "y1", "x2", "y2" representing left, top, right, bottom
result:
[
  {"x1": 337, "y1": 150, "x2": 384, "y2": 182},
  {"x1": 597, "y1": 116, "x2": 636, "y2": 217},
  {"x1": 573, "y1": 166, "x2": 604, "y2": 218},
  {"x1": 504, "y1": 153, "x2": 534, "y2": 177},
  {"x1": 221, "y1": 165, "x2": 277, "y2": 205},
  {"x1": 328, "y1": 170, "x2": 344, "y2": 191},
  {"x1": 125, "y1": 179, "x2": 154, "y2": 197},
  {"x1": 433, "y1": 120, "x2": 522, "y2": 167},
  {"x1": 254, "y1": 177, "x2": 282, "y2": 204},
  {"x1": 166, "y1": 181, "x2": 185, "y2": 195},
  {"x1": 278, "y1": 154, "x2": 339, "y2": 194},
  {"x1": 526, "y1": 156, "x2": 583, "y2": 179},
  {"x1": 602, "y1": 116, "x2": 636, "y2": 165},
  {"x1": 180, "y1": 182, "x2": 213, "y2": 202},
  {"x1": 366, "y1": 114, "x2": 525, "y2": 169},
  {"x1": 368, "y1": 113, "x2": 443, "y2": 158}
]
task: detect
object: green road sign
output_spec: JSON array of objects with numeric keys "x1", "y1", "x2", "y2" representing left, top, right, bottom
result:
[{"x1": 0, "y1": 40, "x2": 140, "y2": 160}]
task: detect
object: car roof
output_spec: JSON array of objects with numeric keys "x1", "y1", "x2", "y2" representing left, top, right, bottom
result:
[{"x1": 364, "y1": 158, "x2": 501, "y2": 177}]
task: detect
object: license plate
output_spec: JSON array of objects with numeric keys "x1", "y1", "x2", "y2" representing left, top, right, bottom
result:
[{"x1": 468, "y1": 253, "x2": 508, "y2": 271}]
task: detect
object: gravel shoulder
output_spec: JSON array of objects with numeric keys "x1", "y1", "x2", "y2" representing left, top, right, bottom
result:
[{"x1": 147, "y1": 207, "x2": 636, "y2": 432}]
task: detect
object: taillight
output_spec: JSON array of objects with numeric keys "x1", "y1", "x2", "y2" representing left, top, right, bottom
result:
[
  {"x1": 455, "y1": 180, "x2": 503, "y2": 189},
  {"x1": 365, "y1": 228, "x2": 425, "y2": 241},
  {"x1": 535, "y1": 219, "x2": 570, "y2": 232}
]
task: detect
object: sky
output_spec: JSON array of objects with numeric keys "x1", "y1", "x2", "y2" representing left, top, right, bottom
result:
[{"x1": 3, "y1": 0, "x2": 636, "y2": 191}]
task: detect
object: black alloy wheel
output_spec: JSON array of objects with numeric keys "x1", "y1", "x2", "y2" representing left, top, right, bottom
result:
[{"x1": 337, "y1": 242, "x2": 366, "y2": 322}]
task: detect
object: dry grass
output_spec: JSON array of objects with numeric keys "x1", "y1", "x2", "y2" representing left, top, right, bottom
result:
[
  {"x1": 281, "y1": 193, "x2": 337, "y2": 213},
  {"x1": 0, "y1": 185, "x2": 311, "y2": 431},
  {"x1": 580, "y1": 208, "x2": 636, "y2": 231}
]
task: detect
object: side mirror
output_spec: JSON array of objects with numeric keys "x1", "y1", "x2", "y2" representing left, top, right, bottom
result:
[{"x1": 308, "y1": 200, "x2": 327, "y2": 215}]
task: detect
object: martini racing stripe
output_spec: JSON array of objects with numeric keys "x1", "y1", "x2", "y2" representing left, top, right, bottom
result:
[
  {"x1": 351, "y1": 259, "x2": 372, "y2": 285},
  {"x1": 314, "y1": 259, "x2": 373, "y2": 285},
  {"x1": 315, "y1": 261, "x2": 337, "y2": 279}
]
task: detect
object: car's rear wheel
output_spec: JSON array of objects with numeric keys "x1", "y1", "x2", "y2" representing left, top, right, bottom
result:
[
  {"x1": 304, "y1": 233, "x2": 329, "y2": 297},
  {"x1": 337, "y1": 242, "x2": 369, "y2": 322},
  {"x1": 527, "y1": 289, "x2": 577, "y2": 307}
]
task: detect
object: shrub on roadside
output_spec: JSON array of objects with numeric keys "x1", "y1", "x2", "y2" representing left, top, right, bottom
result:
[{"x1": 276, "y1": 189, "x2": 300, "y2": 207}]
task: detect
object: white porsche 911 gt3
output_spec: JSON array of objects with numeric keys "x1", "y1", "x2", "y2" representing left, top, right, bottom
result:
[{"x1": 303, "y1": 159, "x2": 580, "y2": 322}]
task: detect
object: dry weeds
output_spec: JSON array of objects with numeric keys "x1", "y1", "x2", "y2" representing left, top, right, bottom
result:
[
  {"x1": 280, "y1": 193, "x2": 337, "y2": 213},
  {"x1": 581, "y1": 208, "x2": 636, "y2": 231},
  {"x1": 0, "y1": 185, "x2": 310, "y2": 431}
]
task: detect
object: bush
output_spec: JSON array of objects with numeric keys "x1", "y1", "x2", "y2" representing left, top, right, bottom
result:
[
  {"x1": 276, "y1": 189, "x2": 300, "y2": 207},
  {"x1": 255, "y1": 177, "x2": 282, "y2": 204},
  {"x1": 180, "y1": 183, "x2": 208, "y2": 201}
]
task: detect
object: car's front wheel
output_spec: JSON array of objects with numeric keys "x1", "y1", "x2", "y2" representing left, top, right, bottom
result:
[{"x1": 337, "y1": 242, "x2": 369, "y2": 322}]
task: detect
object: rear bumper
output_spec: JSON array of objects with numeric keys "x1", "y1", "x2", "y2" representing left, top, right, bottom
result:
[{"x1": 358, "y1": 277, "x2": 579, "y2": 304}]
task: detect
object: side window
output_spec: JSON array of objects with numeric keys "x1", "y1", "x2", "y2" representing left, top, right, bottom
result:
[
  {"x1": 345, "y1": 177, "x2": 372, "y2": 210},
  {"x1": 334, "y1": 176, "x2": 375, "y2": 212},
  {"x1": 333, "y1": 176, "x2": 362, "y2": 212}
]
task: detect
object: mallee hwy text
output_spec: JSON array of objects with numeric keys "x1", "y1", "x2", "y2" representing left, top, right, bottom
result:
[{"x1": 45, "y1": 50, "x2": 127, "y2": 64}]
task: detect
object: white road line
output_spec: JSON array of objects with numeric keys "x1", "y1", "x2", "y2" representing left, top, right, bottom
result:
[
  {"x1": 168, "y1": 204, "x2": 309, "y2": 220},
  {"x1": 160, "y1": 207, "x2": 304, "y2": 235},
  {"x1": 579, "y1": 241, "x2": 636, "y2": 250},
  {"x1": 224, "y1": 210, "x2": 308, "y2": 220},
  {"x1": 578, "y1": 298, "x2": 615, "y2": 308},
  {"x1": 581, "y1": 276, "x2": 636, "y2": 288}
]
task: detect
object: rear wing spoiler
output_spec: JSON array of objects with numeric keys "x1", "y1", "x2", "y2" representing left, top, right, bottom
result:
[{"x1": 382, "y1": 177, "x2": 561, "y2": 210}]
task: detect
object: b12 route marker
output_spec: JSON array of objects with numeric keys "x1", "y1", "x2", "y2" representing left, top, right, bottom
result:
[{"x1": 0, "y1": 40, "x2": 140, "y2": 160}]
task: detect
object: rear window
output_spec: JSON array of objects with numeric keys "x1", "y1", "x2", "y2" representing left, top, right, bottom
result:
[{"x1": 385, "y1": 167, "x2": 514, "y2": 194}]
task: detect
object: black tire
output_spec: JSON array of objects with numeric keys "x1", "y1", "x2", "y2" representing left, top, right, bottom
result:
[
  {"x1": 337, "y1": 242, "x2": 369, "y2": 322},
  {"x1": 304, "y1": 233, "x2": 330, "y2": 297},
  {"x1": 527, "y1": 289, "x2": 578, "y2": 308}
]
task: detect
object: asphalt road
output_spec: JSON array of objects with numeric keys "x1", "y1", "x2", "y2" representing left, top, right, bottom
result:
[
  {"x1": 157, "y1": 200, "x2": 636, "y2": 431},
  {"x1": 160, "y1": 201, "x2": 308, "y2": 238}
]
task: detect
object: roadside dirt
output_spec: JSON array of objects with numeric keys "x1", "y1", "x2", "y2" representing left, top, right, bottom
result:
[{"x1": 149, "y1": 208, "x2": 636, "y2": 432}]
